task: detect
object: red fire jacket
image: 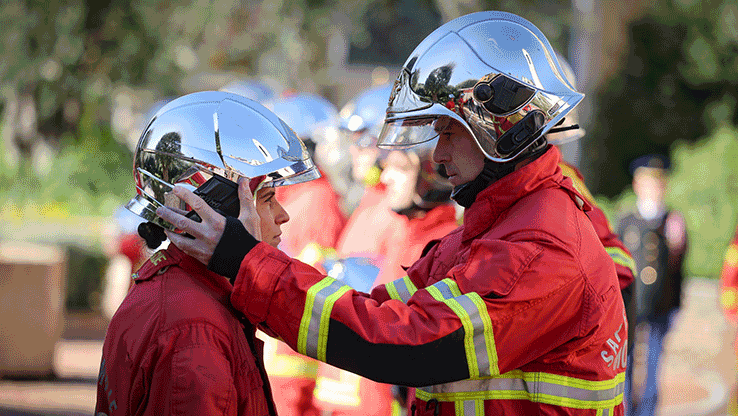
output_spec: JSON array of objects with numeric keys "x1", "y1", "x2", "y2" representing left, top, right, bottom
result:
[
  {"x1": 374, "y1": 203, "x2": 460, "y2": 287},
  {"x1": 559, "y1": 161, "x2": 635, "y2": 290},
  {"x1": 231, "y1": 146, "x2": 626, "y2": 415},
  {"x1": 277, "y1": 173, "x2": 347, "y2": 258},
  {"x1": 95, "y1": 245, "x2": 275, "y2": 416},
  {"x1": 335, "y1": 183, "x2": 389, "y2": 259}
]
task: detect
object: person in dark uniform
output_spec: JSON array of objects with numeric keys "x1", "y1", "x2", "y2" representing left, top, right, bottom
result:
[{"x1": 617, "y1": 154, "x2": 688, "y2": 416}]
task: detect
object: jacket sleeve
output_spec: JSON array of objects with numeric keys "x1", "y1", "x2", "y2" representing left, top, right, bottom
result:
[
  {"x1": 146, "y1": 324, "x2": 238, "y2": 415},
  {"x1": 231, "y1": 239, "x2": 591, "y2": 387}
]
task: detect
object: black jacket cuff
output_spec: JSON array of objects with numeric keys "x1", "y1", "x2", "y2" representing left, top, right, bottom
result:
[{"x1": 207, "y1": 216, "x2": 259, "y2": 282}]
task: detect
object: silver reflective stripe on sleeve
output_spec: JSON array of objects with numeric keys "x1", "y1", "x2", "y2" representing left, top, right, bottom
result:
[
  {"x1": 298, "y1": 277, "x2": 352, "y2": 361},
  {"x1": 416, "y1": 370, "x2": 625, "y2": 411},
  {"x1": 426, "y1": 279, "x2": 499, "y2": 378},
  {"x1": 386, "y1": 276, "x2": 418, "y2": 303}
]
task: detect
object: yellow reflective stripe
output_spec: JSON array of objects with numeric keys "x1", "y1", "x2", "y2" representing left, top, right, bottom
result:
[
  {"x1": 416, "y1": 371, "x2": 625, "y2": 410},
  {"x1": 596, "y1": 407, "x2": 613, "y2": 416},
  {"x1": 298, "y1": 277, "x2": 352, "y2": 361},
  {"x1": 726, "y1": 244, "x2": 738, "y2": 267},
  {"x1": 475, "y1": 399, "x2": 485, "y2": 415},
  {"x1": 426, "y1": 279, "x2": 498, "y2": 378},
  {"x1": 721, "y1": 287, "x2": 738, "y2": 309},
  {"x1": 605, "y1": 246, "x2": 637, "y2": 277},
  {"x1": 298, "y1": 278, "x2": 333, "y2": 355},
  {"x1": 317, "y1": 285, "x2": 352, "y2": 362},
  {"x1": 386, "y1": 280, "x2": 402, "y2": 301},
  {"x1": 559, "y1": 163, "x2": 596, "y2": 205}
]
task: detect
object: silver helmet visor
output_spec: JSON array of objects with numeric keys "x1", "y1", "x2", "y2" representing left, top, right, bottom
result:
[{"x1": 377, "y1": 116, "x2": 451, "y2": 149}]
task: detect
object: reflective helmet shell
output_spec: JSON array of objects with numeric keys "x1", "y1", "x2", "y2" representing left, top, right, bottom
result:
[
  {"x1": 126, "y1": 91, "x2": 320, "y2": 231},
  {"x1": 264, "y1": 93, "x2": 338, "y2": 142},
  {"x1": 377, "y1": 11, "x2": 584, "y2": 162}
]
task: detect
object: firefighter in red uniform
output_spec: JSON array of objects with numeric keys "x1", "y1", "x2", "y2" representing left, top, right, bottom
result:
[
  {"x1": 95, "y1": 91, "x2": 321, "y2": 415},
  {"x1": 161, "y1": 12, "x2": 628, "y2": 415},
  {"x1": 262, "y1": 92, "x2": 347, "y2": 416},
  {"x1": 335, "y1": 83, "x2": 394, "y2": 219}
]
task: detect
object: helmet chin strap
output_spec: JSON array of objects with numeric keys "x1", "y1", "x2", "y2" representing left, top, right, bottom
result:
[{"x1": 451, "y1": 139, "x2": 548, "y2": 208}]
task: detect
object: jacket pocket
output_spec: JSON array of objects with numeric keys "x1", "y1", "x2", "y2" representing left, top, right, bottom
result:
[{"x1": 452, "y1": 239, "x2": 543, "y2": 298}]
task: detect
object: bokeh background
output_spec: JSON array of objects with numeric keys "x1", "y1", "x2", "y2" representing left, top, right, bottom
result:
[{"x1": 0, "y1": 0, "x2": 737, "y2": 413}]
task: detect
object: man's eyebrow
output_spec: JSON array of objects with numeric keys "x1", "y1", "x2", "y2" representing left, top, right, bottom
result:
[{"x1": 259, "y1": 189, "x2": 276, "y2": 200}]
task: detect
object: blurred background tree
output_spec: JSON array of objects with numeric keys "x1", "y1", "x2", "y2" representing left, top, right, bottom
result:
[
  {"x1": 580, "y1": 0, "x2": 738, "y2": 277},
  {"x1": 582, "y1": 0, "x2": 738, "y2": 197}
]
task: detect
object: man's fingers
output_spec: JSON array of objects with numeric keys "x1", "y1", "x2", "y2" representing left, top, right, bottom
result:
[
  {"x1": 164, "y1": 230, "x2": 212, "y2": 265},
  {"x1": 156, "y1": 204, "x2": 207, "y2": 239},
  {"x1": 171, "y1": 186, "x2": 221, "y2": 225},
  {"x1": 237, "y1": 178, "x2": 256, "y2": 217}
]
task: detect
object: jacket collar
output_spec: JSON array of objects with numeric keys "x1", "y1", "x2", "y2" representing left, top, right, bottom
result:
[
  {"x1": 164, "y1": 244, "x2": 234, "y2": 303},
  {"x1": 461, "y1": 146, "x2": 589, "y2": 243}
]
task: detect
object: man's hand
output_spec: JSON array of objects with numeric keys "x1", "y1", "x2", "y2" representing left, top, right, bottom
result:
[{"x1": 156, "y1": 178, "x2": 261, "y2": 265}]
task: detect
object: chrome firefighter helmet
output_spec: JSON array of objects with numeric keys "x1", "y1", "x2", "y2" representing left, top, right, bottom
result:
[
  {"x1": 377, "y1": 11, "x2": 584, "y2": 163},
  {"x1": 339, "y1": 83, "x2": 394, "y2": 148},
  {"x1": 265, "y1": 93, "x2": 338, "y2": 157},
  {"x1": 126, "y1": 91, "x2": 320, "y2": 231}
]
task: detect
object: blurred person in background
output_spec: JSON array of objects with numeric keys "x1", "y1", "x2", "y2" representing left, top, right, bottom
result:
[
  {"x1": 617, "y1": 154, "x2": 688, "y2": 416},
  {"x1": 160, "y1": 12, "x2": 628, "y2": 415},
  {"x1": 373, "y1": 140, "x2": 458, "y2": 287},
  {"x1": 549, "y1": 52, "x2": 638, "y2": 412},
  {"x1": 334, "y1": 83, "x2": 398, "y2": 262},
  {"x1": 335, "y1": 83, "x2": 394, "y2": 216},
  {"x1": 260, "y1": 91, "x2": 347, "y2": 416},
  {"x1": 96, "y1": 91, "x2": 321, "y2": 415}
]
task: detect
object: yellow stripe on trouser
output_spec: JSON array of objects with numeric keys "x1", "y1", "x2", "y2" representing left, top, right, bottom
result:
[
  {"x1": 386, "y1": 276, "x2": 418, "y2": 303},
  {"x1": 425, "y1": 278, "x2": 499, "y2": 378},
  {"x1": 416, "y1": 371, "x2": 625, "y2": 412},
  {"x1": 298, "y1": 277, "x2": 352, "y2": 361},
  {"x1": 605, "y1": 246, "x2": 637, "y2": 277}
]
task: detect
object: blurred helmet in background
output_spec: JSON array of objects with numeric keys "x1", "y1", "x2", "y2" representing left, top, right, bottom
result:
[
  {"x1": 220, "y1": 79, "x2": 280, "y2": 102},
  {"x1": 126, "y1": 91, "x2": 320, "y2": 232},
  {"x1": 377, "y1": 11, "x2": 584, "y2": 163},
  {"x1": 339, "y1": 83, "x2": 394, "y2": 185},
  {"x1": 264, "y1": 93, "x2": 339, "y2": 159}
]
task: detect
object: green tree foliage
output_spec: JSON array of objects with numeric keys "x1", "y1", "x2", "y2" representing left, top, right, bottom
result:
[
  {"x1": 667, "y1": 126, "x2": 738, "y2": 277},
  {"x1": 583, "y1": 0, "x2": 738, "y2": 198}
]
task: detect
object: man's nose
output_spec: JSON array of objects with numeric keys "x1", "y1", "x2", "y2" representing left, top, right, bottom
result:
[
  {"x1": 433, "y1": 138, "x2": 449, "y2": 163},
  {"x1": 276, "y1": 204, "x2": 290, "y2": 225}
]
